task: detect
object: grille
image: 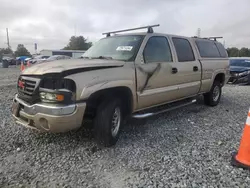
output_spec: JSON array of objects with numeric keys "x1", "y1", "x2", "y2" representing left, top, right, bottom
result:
[{"x1": 18, "y1": 76, "x2": 40, "y2": 103}]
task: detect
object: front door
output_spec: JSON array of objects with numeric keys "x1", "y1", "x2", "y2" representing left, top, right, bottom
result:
[
  {"x1": 135, "y1": 35, "x2": 201, "y2": 110},
  {"x1": 135, "y1": 35, "x2": 179, "y2": 109}
]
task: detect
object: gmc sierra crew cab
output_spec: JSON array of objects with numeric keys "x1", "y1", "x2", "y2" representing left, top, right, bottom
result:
[{"x1": 11, "y1": 24, "x2": 230, "y2": 147}]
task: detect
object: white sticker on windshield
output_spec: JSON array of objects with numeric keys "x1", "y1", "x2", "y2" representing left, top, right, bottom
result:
[{"x1": 116, "y1": 46, "x2": 133, "y2": 51}]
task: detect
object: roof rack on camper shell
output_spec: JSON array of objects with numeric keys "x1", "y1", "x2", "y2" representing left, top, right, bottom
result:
[
  {"x1": 102, "y1": 24, "x2": 160, "y2": 37},
  {"x1": 192, "y1": 36, "x2": 223, "y2": 41},
  {"x1": 203, "y1": 37, "x2": 223, "y2": 41}
]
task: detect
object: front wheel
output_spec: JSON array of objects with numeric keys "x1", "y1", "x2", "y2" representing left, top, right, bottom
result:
[
  {"x1": 94, "y1": 98, "x2": 123, "y2": 147},
  {"x1": 204, "y1": 81, "x2": 222, "y2": 106}
]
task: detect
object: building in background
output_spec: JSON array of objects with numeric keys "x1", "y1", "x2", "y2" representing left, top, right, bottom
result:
[{"x1": 40, "y1": 49, "x2": 86, "y2": 58}]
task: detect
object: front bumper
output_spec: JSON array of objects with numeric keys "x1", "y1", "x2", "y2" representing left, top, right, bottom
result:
[
  {"x1": 11, "y1": 94, "x2": 86, "y2": 132},
  {"x1": 228, "y1": 74, "x2": 250, "y2": 84}
]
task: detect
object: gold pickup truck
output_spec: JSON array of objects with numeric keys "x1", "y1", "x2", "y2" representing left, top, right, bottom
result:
[{"x1": 11, "y1": 25, "x2": 230, "y2": 147}]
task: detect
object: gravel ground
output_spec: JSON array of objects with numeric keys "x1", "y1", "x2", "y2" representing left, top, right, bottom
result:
[{"x1": 1, "y1": 67, "x2": 250, "y2": 188}]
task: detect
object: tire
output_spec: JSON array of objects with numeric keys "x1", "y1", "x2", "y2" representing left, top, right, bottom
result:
[
  {"x1": 204, "y1": 80, "x2": 222, "y2": 106},
  {"x1": 94, "y1": 98, "x2": 123, "y2": 147}
]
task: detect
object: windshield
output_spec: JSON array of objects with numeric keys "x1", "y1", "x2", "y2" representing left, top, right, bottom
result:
[
  {"x1": 82, "y1": 35, "x2": 144, "y2": 61},
  {"x1": 230, "y1": 59, "x2": 250, "y2": 67}
]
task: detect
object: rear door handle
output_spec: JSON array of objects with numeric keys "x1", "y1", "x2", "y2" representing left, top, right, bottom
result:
[
  {"x1": 193, "y1": 66, "x2": 198, "y2": 72},
  {"x1": 172, "y1": 67, "x2": 178, "y2": 74}
]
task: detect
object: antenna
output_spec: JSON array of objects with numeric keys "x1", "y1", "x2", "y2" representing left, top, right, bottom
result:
[{"x1": 102, "y1": 24, "x2": 160, "y2": 37}]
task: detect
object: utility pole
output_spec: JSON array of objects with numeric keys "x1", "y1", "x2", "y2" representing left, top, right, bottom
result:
[
  {"x1": 35, "y1": 43, "x2": 38, "y2": 54},
  {"x1": 6, "y1": 28, "x2": 10, "y2": 49},
  {"x1": 197, "y1": 28, "x2": 201, "y2": 38}
]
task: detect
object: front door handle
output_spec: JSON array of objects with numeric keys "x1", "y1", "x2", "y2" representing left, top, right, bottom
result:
[
  {"x1": 193, "y1": 66, "x2": 198, "y2": 72},
  {"x1": 172, "y1": 67, "x2": 178, "y2": 74}
]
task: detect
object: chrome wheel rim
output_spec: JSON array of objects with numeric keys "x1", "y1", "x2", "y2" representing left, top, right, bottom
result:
[
  {"x1": 111, "y1": 107, "x2": 121, "y2": 137},
  {"x1": 213, "y1": 86, "x2": 220, "y2": 101}
]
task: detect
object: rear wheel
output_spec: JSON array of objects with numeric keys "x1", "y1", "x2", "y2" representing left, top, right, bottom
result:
[
  {"x1": 94, "y1": 98, "x2": 123, "y2": 147},
  {"x1": 204, "y1": 80, "x2": 222, "y2": 106}
]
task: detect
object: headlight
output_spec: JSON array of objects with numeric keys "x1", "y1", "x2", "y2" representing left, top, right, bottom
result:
[
  {"x1": 40, "y1": 92, "x2": 65, "y2": 102},
  {"x1": 39, "y1": 78, "x2": 76, "y2": 103},
  {"x1": 239, "y1": 71, "x2": 248, "y2": 76},
  {"x1": 39, "y1": 89, "x2": 73, "y2": 103},
  {"x1": 231, "y1": 72, "x2": 238, "y2": 77}
]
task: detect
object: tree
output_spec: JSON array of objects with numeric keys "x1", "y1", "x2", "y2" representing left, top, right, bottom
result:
[
  {"x1": 227, "y1": 47, "x2": 240, "y2": 57},
  {"x1": 239, "y1": 47, "x2": 250, "y2": 57},
  {"x1": 227, "y1": 47, "x2": 250, "y2": 57},
  {"x1": 0, "y1": 48, "x2": 14, "y2": 60},
  {"x1": 63, "y1": 36, "x2": 92, "y2": 50},
  {"x1": 0, "y1": 48, "x2": 13, "y2": 55},
  {"x1": 14, "y1": 44, "x2": 31, "y2": 57}
]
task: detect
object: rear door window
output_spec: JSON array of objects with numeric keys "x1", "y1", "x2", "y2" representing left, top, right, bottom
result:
[
  {"x1": 172, "y1": 38, "x2": 195, "y2": 62},
  {"x1": 195, "y1": 40, "x2": 221, "y2": 58}
]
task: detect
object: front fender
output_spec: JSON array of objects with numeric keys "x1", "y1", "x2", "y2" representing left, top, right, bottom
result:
[
  {"x1": 80, "y1": 79, "x2": 135, "y2": 100},
  {"x1": 64, "y1": 62, "x2": 137, "y2": 108}
]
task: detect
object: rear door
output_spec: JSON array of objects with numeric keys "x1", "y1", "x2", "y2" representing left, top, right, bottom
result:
[{"x1": 169, "y1": 37, "x2": 202, "y2": 98}]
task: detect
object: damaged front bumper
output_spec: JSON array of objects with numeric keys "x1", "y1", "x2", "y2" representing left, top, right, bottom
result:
[
  {"x1": 228, "y1": 74, "x2": 250, "y2": 85},
  {"x1": 11, "y1": 94, "x2": 86, "y2": 132}
]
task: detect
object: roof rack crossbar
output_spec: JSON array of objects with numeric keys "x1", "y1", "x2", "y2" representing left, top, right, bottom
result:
[
  {"x1": 102, "y1": 24, "x2": 160, "y2": 37},
  {"x1": 203, "y1": 36, "x2": 223, "y2": 41}
]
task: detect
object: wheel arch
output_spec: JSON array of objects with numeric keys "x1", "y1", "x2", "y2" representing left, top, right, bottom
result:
[
  {"x1": 84, "y1": 86, "x2": 134, "y2": 119},
  {"x1": 214, "y1": 73, "x2": 226, "y2": 86}
]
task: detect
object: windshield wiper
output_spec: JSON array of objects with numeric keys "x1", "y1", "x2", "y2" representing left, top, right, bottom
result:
[{"x1": 91, "y1": 56, "x2": 113, "y2": 60}]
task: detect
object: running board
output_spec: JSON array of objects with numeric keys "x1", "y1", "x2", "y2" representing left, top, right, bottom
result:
[{"x1": 132, "y1": 98, "x2": 197, "y2": 119}]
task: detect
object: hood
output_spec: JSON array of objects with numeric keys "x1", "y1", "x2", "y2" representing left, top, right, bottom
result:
[
  {"x1": 230, "y1": 66, "x2": 250, "y2": 73},
  {"x1": 22, "y1": 59, "x2": 125, "y2": 75}
]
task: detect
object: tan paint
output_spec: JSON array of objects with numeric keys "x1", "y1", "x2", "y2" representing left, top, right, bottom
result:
[
  {"x1": 198, "y1": 59, "x2": 230, "y2": 93},
  {"x1": 13, "y1": 103, "x2": 86, "y2": 133},
  {"x1": 134, "y1": 34, "x2": 203, "y2": 109},
  {"x1": 65, "y1": 62, "x2": 137, "y2": 110},
  {"x1": 15, "y1": 32, "x2": 229, "y2": 132},
  {"x1": 22, "y1": 59, "x2": 125, "y2": 75}
]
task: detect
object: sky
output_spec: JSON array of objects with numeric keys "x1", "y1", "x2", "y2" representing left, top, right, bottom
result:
[{"x1": 0, "y1": 0, "x2": 249, "y2": 54}]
